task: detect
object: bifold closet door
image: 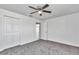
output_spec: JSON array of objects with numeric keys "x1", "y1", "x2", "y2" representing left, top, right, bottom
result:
[
  {"x1": 1, "y1": 16, "x2": 20, "y2": 51},
  {"x1": 0, "y1": 15, "x2": 38, "y2": 51}
]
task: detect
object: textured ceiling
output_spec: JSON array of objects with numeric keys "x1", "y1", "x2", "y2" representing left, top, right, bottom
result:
[{"x1": 0, "y1": 4, "x2": 79, "y2": 20}]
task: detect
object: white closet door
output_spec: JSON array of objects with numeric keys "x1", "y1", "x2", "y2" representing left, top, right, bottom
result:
[{"x1": 1, "y1": 16, "x2": 20, "y2": 51}]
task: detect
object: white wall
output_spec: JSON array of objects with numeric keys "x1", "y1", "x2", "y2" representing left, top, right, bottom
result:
[
  {"x1": 45, "y1": 13, "x2": 79, "y2": 47},
  {"x1": 40, "y1": 21, "x2": 48, "y2": 40},
  {"x1": 0, "y1": 9, "x2": 39, "y2": 51}
]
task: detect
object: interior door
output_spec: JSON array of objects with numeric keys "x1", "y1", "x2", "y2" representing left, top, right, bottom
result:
[{"x1": 1, "y1": 15, "x2": 20, "y2": 51}]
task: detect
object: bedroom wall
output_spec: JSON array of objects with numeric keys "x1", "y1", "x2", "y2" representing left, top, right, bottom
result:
[{"x1": 45, "y1": 12, "x2": 79, "y2": 47}]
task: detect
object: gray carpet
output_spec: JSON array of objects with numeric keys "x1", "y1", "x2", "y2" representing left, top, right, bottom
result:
[{"x1": 0, "y1": 39, "x2": 79, "y2": 55}]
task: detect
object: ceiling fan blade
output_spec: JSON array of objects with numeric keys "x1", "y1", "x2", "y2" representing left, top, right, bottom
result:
[
  {"x1": 30, "y1": 11, "x2": 38, "y2": 14},
  {"x1": 43, "y1": 10, "x2": 51, "y2": 13},
  {"x1": 42, "y1": 4, "x2": 49, "y2": 9},
  {"x1": 28, "y1": 6, "x2": 38, "y2": 10}
]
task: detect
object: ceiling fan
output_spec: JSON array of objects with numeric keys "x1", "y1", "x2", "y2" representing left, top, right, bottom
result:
[{"x1": 28, "y1": 4, "x2": 52, "y2": 16}]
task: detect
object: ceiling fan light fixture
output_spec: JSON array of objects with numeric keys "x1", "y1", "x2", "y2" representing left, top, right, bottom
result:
[{"x1": 38, "y1": 11, "x2": 42, "y2": 14}]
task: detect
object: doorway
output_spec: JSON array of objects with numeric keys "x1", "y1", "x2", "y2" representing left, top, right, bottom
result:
[{"x1": 36, "y1": 22, "x2": 41, "y2": 39}]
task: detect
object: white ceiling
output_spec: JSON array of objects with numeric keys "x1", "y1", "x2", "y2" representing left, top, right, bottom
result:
[{"x1": 0, "y1": 4, "x2": 79, "y2": 20}]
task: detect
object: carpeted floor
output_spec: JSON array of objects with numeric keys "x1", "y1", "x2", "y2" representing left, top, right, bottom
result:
[{"x1": 0, "y1": 39, "x2": 79, "y2": 55}]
